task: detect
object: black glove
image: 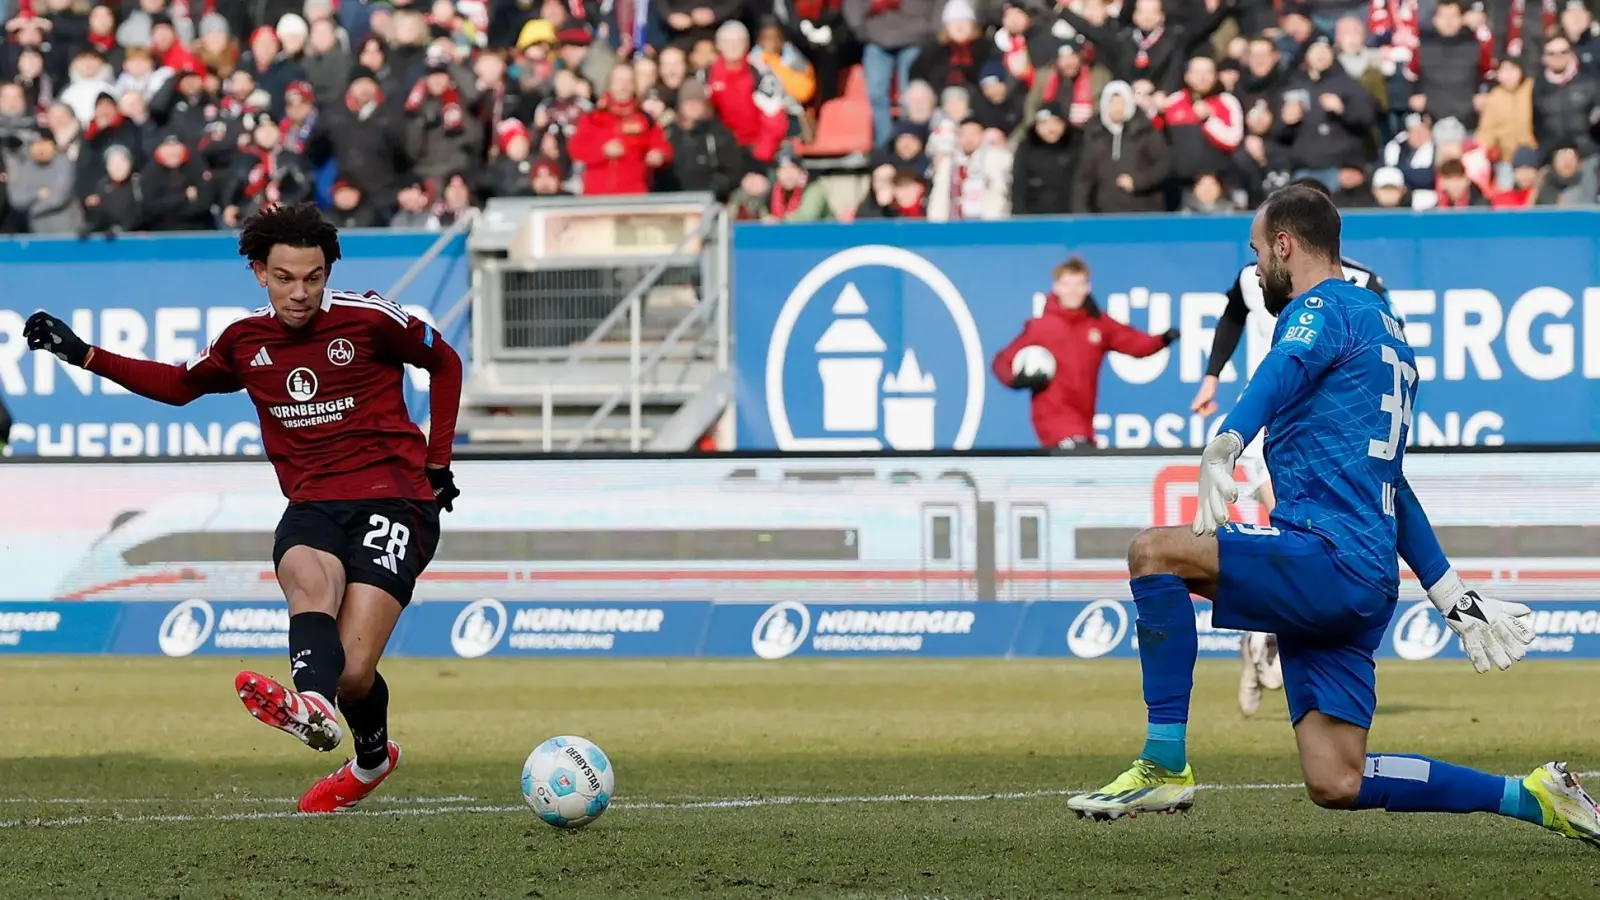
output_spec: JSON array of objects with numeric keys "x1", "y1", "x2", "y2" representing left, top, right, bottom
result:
[
  {"x1": 1161, "y1": 328, "x2": 1180, "y2": 346},
  {"x1": 1012, "y1": 371, "x2": 1051, "y2": 391},
  {"x1": 427, "y1": 466, "x2": 460, "y2": 512},
  {"x1": 24, "y1": 312, "x2": 91, "y2": 367}
]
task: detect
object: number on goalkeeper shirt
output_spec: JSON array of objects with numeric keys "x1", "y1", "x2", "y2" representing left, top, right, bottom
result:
[{"x1": 1367, "y1": 345, "x2": 1417, "y2": 462}]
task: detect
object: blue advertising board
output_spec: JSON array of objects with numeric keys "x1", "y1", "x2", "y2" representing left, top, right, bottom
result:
[
  {"x1": 702, "y1": 601, "x2": 1026, "y2": 658},
  {"x1": 111, "y1": 599, "x2": 294, "y2": 656},
  {"x1": 19, "y1": 598, "x2": 1600, "y2": 660},
  {"x1": 0, "y1": 231, "x2": 470, "y2": 458},
  {"x1": 732, "y1": 211, "x2": 1600, "y2": 450},
  {"x1": 397, "y1": 600, "x2": 714, "y2": 658},
  {"x1": 0, "y1": 603, "x2": 121, "y2": 654}
]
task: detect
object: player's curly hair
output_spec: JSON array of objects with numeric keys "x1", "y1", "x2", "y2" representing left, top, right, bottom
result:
[{"x1": 237, "y1": 202, "x2": 343, "y2": 267}]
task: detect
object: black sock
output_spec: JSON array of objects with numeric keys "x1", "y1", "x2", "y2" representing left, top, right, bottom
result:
[
  {"x1": 288, "y1": 612, "x2": 344, "y2": 702},
  {"x1": 340, "y1": 671, "x2": 390, "y2": 770}
]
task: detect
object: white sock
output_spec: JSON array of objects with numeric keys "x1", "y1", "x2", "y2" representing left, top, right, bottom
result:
[{"x1": 352, "y1": 755, "x2": 391, "y2": 783}]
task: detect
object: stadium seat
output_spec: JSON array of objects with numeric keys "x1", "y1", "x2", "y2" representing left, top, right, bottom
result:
[
  {"x1": 796, "y1": 96, "x2": 872, "y2": 158},
  {"x1": 842, "y1": 65, "x2": 868, "y2": 101}
]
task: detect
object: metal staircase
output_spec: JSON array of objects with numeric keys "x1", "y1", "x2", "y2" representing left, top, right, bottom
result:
[{"x1": 457, "y1": 195, "x2": 731, "y2": 451}]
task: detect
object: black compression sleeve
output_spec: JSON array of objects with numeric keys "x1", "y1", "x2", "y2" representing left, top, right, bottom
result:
[{"x1": 1207, "y1": 279, "x2": 1251, "y2": 378}]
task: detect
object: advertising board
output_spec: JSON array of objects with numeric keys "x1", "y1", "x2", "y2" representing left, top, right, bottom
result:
[
  {"x1": 731, "y1": 212, "x2": 1600, "y2": 449},
  {"x1": 0, "y1": 231, "x2": 469, "y2": 458}
]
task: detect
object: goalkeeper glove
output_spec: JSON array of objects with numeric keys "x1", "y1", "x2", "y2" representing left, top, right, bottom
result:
[
  {"x1": 1192, "y1": 430, "x2": 1243, "y2": 536},
  {"x1": 427, "y1": 466, "x2": 460, "y2": 513},
  {"x1": 24, "y1": 311, "x2": 91, "y2": 367},
  {"x1": 1426, "y1": 568, "x2": 1535, "y2": 674}
]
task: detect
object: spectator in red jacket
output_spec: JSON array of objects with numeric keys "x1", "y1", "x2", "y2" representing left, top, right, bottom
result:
[
  {"x1": 1157, "y1": 55, "x2": 1245, "y2": 194},
  {"x1": 706, "y1": 20, "x2": 789, "y2": 163},
  {"x1": 991, "y1": 256, "x2": 1178, "y2": 448},
  {"x1": 569, "y1": 65, "x2": 673, "y2": 195}
]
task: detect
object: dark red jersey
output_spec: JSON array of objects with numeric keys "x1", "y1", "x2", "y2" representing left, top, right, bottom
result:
[{"x1": 86, "y1": 289, "x2": 463, "y2": 502}]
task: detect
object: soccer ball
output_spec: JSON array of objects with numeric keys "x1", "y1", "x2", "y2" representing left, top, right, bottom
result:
[
  {"x1": 521, "y1": 735, "x2": 614, "y2": 829},
  {"x1": 1011, "y1": 345, "x2": 1057, "y2": 381}
]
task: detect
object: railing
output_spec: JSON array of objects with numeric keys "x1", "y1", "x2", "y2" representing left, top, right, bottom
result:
[
  {"x1": 531, "y1": 203, "x2": 729, "y2": 451},
  {"x1": 384, "y1": 208, "x2": 477, "y2": 303}
]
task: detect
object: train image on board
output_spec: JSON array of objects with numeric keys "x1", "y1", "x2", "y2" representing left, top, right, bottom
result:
[{"x1": 46, "y1": 463, "x2": 1600, "y2": 603}]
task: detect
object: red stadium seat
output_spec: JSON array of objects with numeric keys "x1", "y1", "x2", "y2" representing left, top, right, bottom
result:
[
  {"x1": 796, "y1": 97, "x2": 872, "y2": 158},
  {"x1": 842, "y1": 64, "x2": 868, "y2": 101}
]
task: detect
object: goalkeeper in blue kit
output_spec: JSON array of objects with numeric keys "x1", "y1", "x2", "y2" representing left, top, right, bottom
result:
[{"x1": 1067, "y1": 185, "x2": 1600, "y2": 848}]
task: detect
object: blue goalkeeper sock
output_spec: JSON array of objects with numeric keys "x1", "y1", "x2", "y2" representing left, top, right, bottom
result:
[
  {"x1": 1131, "y1": 574, "x2": 1197, "y2": 772},
  {"x1": 1354, "y1": 754, "x2": 1542, "y2": 822}
]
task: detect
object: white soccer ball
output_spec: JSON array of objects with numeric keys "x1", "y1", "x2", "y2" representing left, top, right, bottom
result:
[
  {"x1": 1012, "y1": 345, "x2": 1057, "y2": 380},
  {"x1": 521, "y1": 735, "x2": 615, "y2": 829}
]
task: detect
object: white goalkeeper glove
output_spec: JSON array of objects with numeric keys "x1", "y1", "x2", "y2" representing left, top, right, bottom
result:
[
  {"x1": 1426, "y1": 569, "x2": 1535, "y2": 674},
  {"x1": 1192, "y1": 430, "x2": 1244, "y2": 536}
]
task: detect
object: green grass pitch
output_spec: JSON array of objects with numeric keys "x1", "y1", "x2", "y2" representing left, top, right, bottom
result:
[{"x1": 2, "y1": 657, "x2": 1598, "y2": 899}]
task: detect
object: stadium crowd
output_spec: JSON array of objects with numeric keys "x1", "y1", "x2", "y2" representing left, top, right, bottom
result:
[{"x1": 0, "y1": 0, "x2": 1598, "y2": 233}]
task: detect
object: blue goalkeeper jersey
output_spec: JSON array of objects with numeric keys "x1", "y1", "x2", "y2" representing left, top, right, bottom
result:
[{"x1": 1221, "y1": 277, "x2": 1418, "y2": 598}]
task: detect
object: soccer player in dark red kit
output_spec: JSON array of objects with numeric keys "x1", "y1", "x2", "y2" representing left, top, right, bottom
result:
[{"x1": 23, "y1": 203, "x2": 463, "y2": 814}]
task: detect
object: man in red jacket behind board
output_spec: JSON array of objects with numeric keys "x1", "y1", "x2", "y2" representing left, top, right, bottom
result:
[
  {"x1": 992, "y1": 256, "x2": 1179, "y2": 448},
  {"x1": 23, "y1": 203, "x2": 464, "y2": 815},
  {"x1": 569, "y1": 65, "x2": 673, "y2": 195}
]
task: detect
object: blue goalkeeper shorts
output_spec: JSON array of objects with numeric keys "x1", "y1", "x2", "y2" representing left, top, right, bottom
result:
[{"x1": 1215, "y1": 522, "x2": 1398, "y2": 728}]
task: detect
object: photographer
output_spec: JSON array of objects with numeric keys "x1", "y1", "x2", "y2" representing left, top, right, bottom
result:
[{"x1": 991, "y1": 257, "x2": 1178, "y2": 449}]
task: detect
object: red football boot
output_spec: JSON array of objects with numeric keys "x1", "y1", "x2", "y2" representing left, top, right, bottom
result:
[
  {"x1": 234, "y1": 671, "x2": 342, "y2": 752},
  {"x1": 298, "y1": 741, "x2": 403, "y2": 813}
]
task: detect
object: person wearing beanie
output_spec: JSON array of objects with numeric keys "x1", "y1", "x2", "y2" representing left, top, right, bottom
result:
[
  {"x1": 239, "y1": 23, "x2": 309, "y2": 106},
  {"x1": 477, "y1": 117, "x2": 537, "y2": 199},
  {"x1": 304, "y1": 65, "x2": 408, "y2": 202},
  {"x1": 138, "y1": 132, "x2": 214, "y2": 231},
  {"x1": 277, "y1": 14, "x2": 312, "y2": 59},
  {"x1": 402, "y1": 48, "x2": 482, "y2": 182},
  {"x1": 77, "y1": 90, "x2": 143, "y2": 198},
  {"x1": 81, "y1": 143, "x2": 145, "y2": 235},
  {"x1": 1011, "y1": 105, "x2": 1076, "y2": 216},
  {"x1": 656, "y1": 76, "x2": 743, "y2": 200},
  {"x1": 196, "y1": 12, "x2": 240, "y2": 81},
  {"x1": 528, "y1": 157, "x2": 568, "y2": 196},
  {"x1": 326, "y1": 178, "x2": 383, "y2": 227},
  {"x1": 908, "y1": 0, "x2": 991, "y2": 93},
  {"x1": 115, "y1": 12, "x2": 154, "y2": 51}
]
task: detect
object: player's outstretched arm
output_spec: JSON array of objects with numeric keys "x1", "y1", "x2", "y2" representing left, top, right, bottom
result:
[
  {"x1": 392, "y1": 317, "x2": 464, "y2": 510},
  {"x1": 1396, "y1": 474, "x2": 1534, "y2": 673},
  {"x1": 24, "y1": 311, "x2": 235, "y2": 407},
  {"x1": 1205, "y1": 279, "x2": 1251, "y2": 381}
]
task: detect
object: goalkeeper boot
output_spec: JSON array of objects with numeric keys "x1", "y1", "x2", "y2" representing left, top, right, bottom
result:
[
  {"x1": 1524, "y1": 762, "x2": 1600, "y2": 849},
  {"x1": 235, "y1": 670, "x2": 342, "y2": 752},
  {"x1": 1068, "y1": 759, "x2": 1197, "y2": 821}
]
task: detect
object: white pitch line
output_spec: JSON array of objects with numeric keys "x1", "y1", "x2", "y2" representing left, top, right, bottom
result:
[
  {"x1": 6, "y1": 773, "x2": 1593, "y2": 829},
  {"x1": 0, "y1": 794, "x2": 475, "y2": 806}
]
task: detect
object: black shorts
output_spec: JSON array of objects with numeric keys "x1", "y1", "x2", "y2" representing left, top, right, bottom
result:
[{"x1": 272, "y1": 499, "x2": 441, "y2": 606}]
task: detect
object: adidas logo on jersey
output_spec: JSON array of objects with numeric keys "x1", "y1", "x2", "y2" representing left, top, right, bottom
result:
[{"x1": 250, "y1": 347, "x2": 274, "y2": 368}]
